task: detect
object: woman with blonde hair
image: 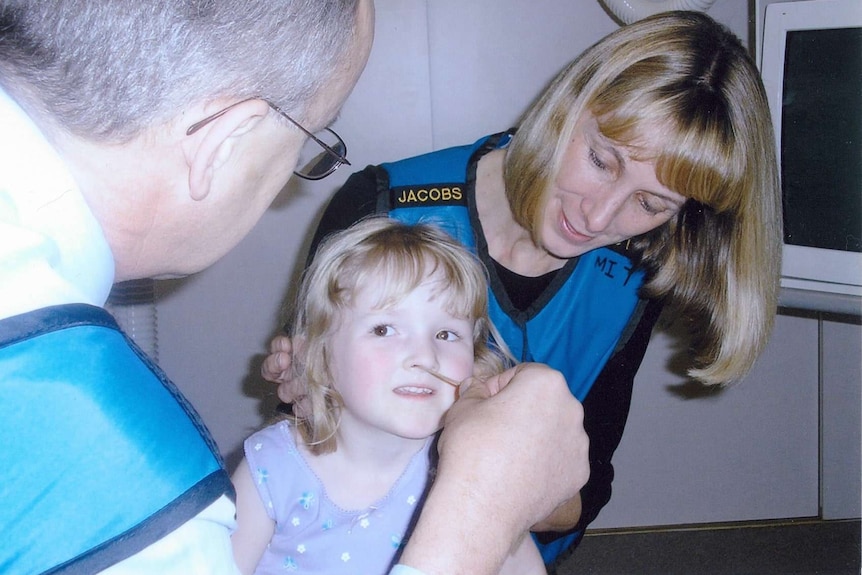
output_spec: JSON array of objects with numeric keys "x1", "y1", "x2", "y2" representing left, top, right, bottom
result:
[{"x1": 263, "y1": 10, "x2": 781, "y2": 567}]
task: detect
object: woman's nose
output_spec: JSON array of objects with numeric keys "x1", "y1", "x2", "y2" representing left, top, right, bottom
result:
[{"x1": 582, "y1": 189, "x2": 625, "y2": 233}]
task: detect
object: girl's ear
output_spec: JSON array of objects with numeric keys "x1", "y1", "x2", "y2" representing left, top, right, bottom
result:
[{"x1": 185, "y1": 98, "x2": 270, "y2": 201}]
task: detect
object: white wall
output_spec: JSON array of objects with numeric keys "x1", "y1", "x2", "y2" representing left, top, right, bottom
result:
[{"x1": 153, "y1": 0, "x2": 860, "y2": 529}]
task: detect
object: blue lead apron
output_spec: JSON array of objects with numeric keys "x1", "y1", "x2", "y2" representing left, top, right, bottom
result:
[{"x1": 0, "y1": 304, "x2": 232, "y2": 574}]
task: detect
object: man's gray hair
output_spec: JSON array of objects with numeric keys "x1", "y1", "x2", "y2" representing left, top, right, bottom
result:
[{"x1": 0, "y1": 0, "x2": 360, "y2": 142}]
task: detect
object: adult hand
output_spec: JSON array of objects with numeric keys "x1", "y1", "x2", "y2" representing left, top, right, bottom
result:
[
  {"x1": 260, "y1": 334, "x2": 293, "y2": 386},
  {"x1": 260, "y1": 335, "x2": 311, "y2": 418},
  {"x1": 399, "y1": 363, "x2": 590, "y2": 575}
]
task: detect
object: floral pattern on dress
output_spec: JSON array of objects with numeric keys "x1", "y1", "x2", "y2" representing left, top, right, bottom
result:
[{"x1": 244, "y1": 421, "x2": 433, "y2": 574}]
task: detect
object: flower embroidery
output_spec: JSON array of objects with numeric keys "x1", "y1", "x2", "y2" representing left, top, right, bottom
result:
[
  {"x1": 341, "y1": 552, "x2": 351, "y2": 562},
  {"x1": 298, "y1": 491, "x2": 315, "y2": 510},
  {"x1": 256, "y1": 467, "x2": 268, "y2": 485},
  {"x1": 406, "y1": 495, "x2": 417, "y2": 506}
]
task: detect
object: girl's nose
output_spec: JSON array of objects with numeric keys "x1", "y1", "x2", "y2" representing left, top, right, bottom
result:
[{"x1": 405, "y1": 336, "x2": 439, "y2": 372}]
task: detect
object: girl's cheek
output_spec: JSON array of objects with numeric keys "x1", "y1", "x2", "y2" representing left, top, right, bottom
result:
[{"x1": 452, "y1": 352, "x2": 476, "y2": 381}]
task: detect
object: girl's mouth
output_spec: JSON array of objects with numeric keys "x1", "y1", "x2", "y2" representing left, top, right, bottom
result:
[{"x1": 395, "y1": 386, "x2": 434, "y2": 395}]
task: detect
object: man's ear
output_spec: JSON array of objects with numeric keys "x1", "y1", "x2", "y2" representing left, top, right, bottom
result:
[{"x1": 186, "y1": 98, "x2": 271, "y2": 201}]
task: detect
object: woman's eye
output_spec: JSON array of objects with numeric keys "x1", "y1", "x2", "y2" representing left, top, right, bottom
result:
[
  {"x1": 637, "y1": 194, "x2": 663, "y2": 216},
  {"x1": 589, "y1": 148, "x2": 607, "y2": 171},
  {"x1": 372, "y1": 325, "x2": 394, "y2": 337},
  {"x1": 436, "y1": 330, "x2": 459, "y2": 342}
]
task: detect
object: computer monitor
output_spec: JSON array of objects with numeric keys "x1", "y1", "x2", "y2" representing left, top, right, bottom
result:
[{"x1": 758, "y1": 0, "x2": 862, "y2": 296}]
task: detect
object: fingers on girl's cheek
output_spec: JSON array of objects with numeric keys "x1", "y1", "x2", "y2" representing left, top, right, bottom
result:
[{"x1": 458, "y1": 376, "x2": 477, "y2": 396}]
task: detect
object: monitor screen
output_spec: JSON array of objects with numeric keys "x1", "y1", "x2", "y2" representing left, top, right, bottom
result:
[{"x1": 781, "y1": 26, "x2": 861, "y2": 253}]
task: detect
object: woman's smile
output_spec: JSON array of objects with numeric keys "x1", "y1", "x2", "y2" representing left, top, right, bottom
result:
[{"x1": 559, "y1": 207, "x2": 594, "y2": 242}]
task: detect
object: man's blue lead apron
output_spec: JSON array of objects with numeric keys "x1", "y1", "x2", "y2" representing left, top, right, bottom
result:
[{"x1": 0, "y1": 304, "x2": 233, "y2": 575}]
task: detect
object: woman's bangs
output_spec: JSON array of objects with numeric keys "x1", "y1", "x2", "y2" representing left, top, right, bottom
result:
[{"x1": 654, "y1": 112, "x2": 746, "y2": 213}]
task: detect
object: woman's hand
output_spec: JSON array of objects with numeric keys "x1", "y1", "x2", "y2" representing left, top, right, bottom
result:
[
  {"x1": 260, "y1": 335, "x2": 292, "y2": 386},
  {"x1": 260, "y1": 335, "x2": 311, "y2": 418}
]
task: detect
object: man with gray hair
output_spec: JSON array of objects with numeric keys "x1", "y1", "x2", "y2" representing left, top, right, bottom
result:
[{"x1": 0, "y1": 2, "x2": 588, "y2": 574}]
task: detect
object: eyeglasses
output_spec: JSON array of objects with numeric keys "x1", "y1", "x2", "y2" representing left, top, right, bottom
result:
[{"x1": 186, "y1": 97, "x2": 350, "y2": 180}]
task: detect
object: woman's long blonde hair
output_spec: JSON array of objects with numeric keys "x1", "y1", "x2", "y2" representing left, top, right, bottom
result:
[
  {"x1": 288, "y1": 217, "x2": 506, "y2": 454},
  {"x1": 506, "y1": 11, "x2": 782, "y2": 384}
]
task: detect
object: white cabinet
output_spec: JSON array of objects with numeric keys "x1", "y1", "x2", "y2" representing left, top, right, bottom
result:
[
  {"x1": 593, "y1": 311, "x2": 860, "y2": 529},
  {"x1": 821, "y1": 319, "x2": 862, "y2": 519}
]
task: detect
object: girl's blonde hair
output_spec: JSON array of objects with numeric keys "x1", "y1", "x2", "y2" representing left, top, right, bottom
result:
[
  {"x1": 505, "y1": 11, "x2": 781, "y2": 384},
  {"x1": 288, "y1": 217, "x2": 506, "y2": 454}
]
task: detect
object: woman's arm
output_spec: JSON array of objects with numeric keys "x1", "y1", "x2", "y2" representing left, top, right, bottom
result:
[
  {"x1": 577, "y1": 298, "x2": 663, "y2": 529},
  {"x1": 533, "y1": 298, "x2": 664, "y2": 547},
  {"x1": 532, "y1": 494, "x2": 582, "y2": 533},
  {"x1": 230, "y1": 459, "x2": 276, "y2": 575}
]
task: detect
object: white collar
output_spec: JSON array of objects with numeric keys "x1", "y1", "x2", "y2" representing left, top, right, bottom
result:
[{"x1": 0, "y1": 88, "x2": 115, "y2": 320}]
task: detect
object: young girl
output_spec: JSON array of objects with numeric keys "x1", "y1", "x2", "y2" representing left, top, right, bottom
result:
[{"x1": 231, "y1": 217, "x2": 544, "y2": 574}]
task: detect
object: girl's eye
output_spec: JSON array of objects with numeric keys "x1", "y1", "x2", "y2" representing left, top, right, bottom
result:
[
  {"x1": 588, "y1": 148, "x2": 607, "y2": 171},
  {"x1": 372, "y1": 324, "x2": 394, "y2": 337},
  {"x1": 435, "y1": 330, "x2": 459, "y2": 342}
]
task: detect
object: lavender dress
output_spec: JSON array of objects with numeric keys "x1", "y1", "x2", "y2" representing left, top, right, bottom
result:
[{"x1": 243, "y1": 421, "x2": 434, "y2": 574}]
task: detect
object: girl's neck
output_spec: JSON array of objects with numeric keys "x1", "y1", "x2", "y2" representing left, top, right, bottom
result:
[{"x1": 299, "y1": 422, "x2": 431, "y2": 511}]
